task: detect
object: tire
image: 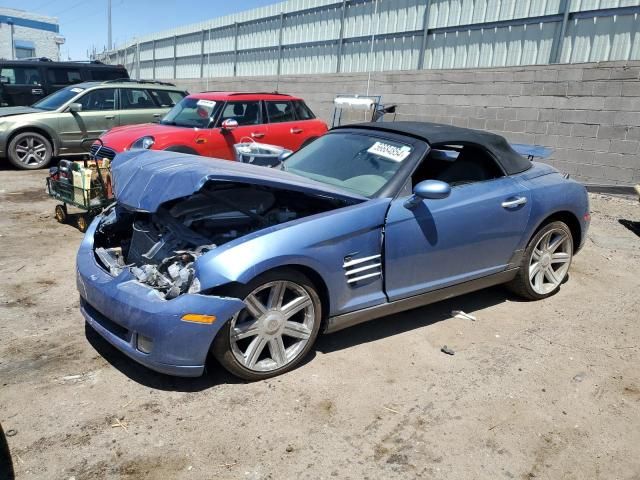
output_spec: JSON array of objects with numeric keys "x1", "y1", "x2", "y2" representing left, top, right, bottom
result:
[
  {"x1": 54, "y1": 204, "x2": 67, "y2": 224},
  {"x1": 7, "y1": 131, "x2": 53, "y2": 170},
  {"x1": 507, "y1": 221, "x2": 573, "y2": 300},
  {"x1": 76, "y1": 214, "x2": 89, "y2": 233},
  {"x1": 212, "y1": 268, "x2": 323, "y2": 381}
]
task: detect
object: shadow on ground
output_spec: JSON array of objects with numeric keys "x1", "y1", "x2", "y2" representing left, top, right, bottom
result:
[
  {"x1": 86, "y1": 285, "x2": 514, "y2": 391},
  {"x1": 0, "y1": 424, "x2": 15, "y2": 480},
  {"x1": 619, "y1": 219, "x2": 640, "y2": 238}
]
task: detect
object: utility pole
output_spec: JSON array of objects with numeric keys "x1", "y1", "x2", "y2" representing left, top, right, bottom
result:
[{"x1": 107, "y1": 0, "x2": 112, "y2": 50}]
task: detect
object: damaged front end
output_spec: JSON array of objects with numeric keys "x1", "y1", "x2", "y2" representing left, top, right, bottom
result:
[{"x1": 92, "y1": 181, "x2": 351, "y2": 298}]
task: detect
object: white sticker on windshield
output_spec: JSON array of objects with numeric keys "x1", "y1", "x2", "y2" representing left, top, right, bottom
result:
[
  {"x1": 70, "y1": 87, "x2": 84, "y2": 93},
  {"x1": 196, "y1": 99, "x2": 216, "y2": 108},
  {"x1": 367, "y1": 142, "x2": 411, "y2": 162}
]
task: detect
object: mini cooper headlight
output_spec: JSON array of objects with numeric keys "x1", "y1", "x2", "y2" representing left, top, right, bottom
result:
[{"x1": 131, "y1": 136, "x2": 155, "y2": 150}]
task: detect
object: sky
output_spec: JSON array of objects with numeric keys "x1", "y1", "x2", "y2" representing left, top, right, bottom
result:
[{"x1": 2, "y1": 0, "x2": 280, "y2": 60}]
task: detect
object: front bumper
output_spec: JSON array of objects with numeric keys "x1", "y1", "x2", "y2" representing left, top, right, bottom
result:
[{"x1": 76, "y1": 218, "x2": 245, "y2": 377}]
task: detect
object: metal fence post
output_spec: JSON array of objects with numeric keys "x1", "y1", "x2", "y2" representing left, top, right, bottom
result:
[
  {"x1": 152, "y1": 39, "x2": 156, "y2": 80},
  {"x1": 136, "y1": 41, "x2": 140, "y2": 79},
  {"x1": 418, "y1": 0, "x2": 432, "y2": 70},
  {"x1": 336, "y1": 0, "x2": 347, "y2": 73},
  {"x1": 276, "y1": 12, "x2": 284, "y2": 89},
  {"x1": 551, "y1": 0, "x2": 571, "y2": 64},
  {"x1": 200, "y1": 29, "x2": 206, "y2": 78},
  {"x1": 173, "y1": 35, "x2": 178, "y2": 79},
  {"x1": 233, "y1": 22, "x2": 239, "y2": 77}
]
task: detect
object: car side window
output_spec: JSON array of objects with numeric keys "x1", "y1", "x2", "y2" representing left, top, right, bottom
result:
[
  {"x1": 76, "y1": 88, "x2": 117, "y2": 111},
  {"x1": 412, "y1": 144, "x2": 504, "y2": 188},
  {"x1": 47, "y1": 68, "x2": 82, "y2": 85},
  {"x1": 120, "y1": 89, "x2": 155, "y2": 109},
  {"x1": 292, "y1": 100, "x2": 315, "y2": 120},
  {"x1": 265, "y1": 101, "x2": 295, "y2": 123},
  {"x1": 218, "y1": 101, "x2": 261, "y2": 126},
  {"x1": 149, "y1": 89, "x2": 185, "y2": 108},
  {"x1": 0, "y1": 67, "x2": 41, "y2": 85}
]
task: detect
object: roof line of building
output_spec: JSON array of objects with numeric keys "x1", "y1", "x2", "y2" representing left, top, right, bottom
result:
[{"x1": 0, "y1": 14, "x2": 59, "y2": 34}]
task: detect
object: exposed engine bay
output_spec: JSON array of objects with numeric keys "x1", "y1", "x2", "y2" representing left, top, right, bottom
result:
[{"x1": 93, "y1": 182, "x2": 349, "y2": 299}]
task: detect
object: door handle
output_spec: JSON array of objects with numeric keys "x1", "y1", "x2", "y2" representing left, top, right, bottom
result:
[
  {"x1": 153, "y1": 113, "x2": 161, "y2": 117},
  {"x1": 290, "y1": 128, "x2": 303, "y2": 134},
  {"x1": 104, "y1": 115, "x2": 115, "y2": 120},
  {"x1": 501, "y1": 196, "x2": 527, "y2": 209},
  {"x1": 251, "y1": 132, "x2": 265, "y2": 139},
  {"x1": 31, "y1": 88, "x2": 44, "y2": 95}
]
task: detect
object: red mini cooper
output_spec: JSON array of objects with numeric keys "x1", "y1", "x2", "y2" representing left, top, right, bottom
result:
[{"x1": 92, "y1": 91, "x2": 328, "y2": 160}]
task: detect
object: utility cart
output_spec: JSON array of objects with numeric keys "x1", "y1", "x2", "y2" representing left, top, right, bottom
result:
[{"x1": 46, "y1": 156, "x2": 113, "y2": 232}]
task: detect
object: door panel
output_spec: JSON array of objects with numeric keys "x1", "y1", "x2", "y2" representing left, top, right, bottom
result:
[
  {"x1": 0, "y1": 66, "x2": 44, "y2": 106},
  {"x1": 118, "y1": 88, "x2": 169, "y2": 127},
  {"x1": 207, "y1": 100, "x2": 268, "y2": 160},
  {"x1": 384, "y1": 177, "x2": 531, "y2": 301},
  {"x1": 264, "y1": 100, "x2": 304, "y2": 150}
]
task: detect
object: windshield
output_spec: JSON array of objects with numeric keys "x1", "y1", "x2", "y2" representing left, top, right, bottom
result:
[
  {"x1": 283, "y1": 132, "x2": 413, "y2": 197},
  {"x1": 161, "y1": 97, "x2": 222, "y2": 128},
  {"x1": 32, "y1": 86, "x2": 84, "y2": 111}
]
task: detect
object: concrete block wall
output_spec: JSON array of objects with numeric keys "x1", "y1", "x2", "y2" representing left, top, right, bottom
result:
[{"x1": 174, "y1": 61, "x2": 640, "y2": 186}]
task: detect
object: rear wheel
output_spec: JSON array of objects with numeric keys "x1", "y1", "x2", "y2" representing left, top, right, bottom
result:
[
  {"x1": 507, "y1": 221, "x2": 573, "y2": 300},
  {"x1": 76, "y1": 214, "x2": 89, "y2": 233},
  {"x1": 212, "y1": 269, "x2": 322, "y2": 381},
  {"x1": 54, "y1": 204, "x2": 67, "y2": 224},
  {"x1": 8, "y1": 132, "x2": 52, "y2": 170}
]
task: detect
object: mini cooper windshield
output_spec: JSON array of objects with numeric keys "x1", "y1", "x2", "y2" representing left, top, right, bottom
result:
[
  {"x1": 161, "y1": 97, "x2": 222, "y2": 128},
  {"x1": 283, "y1": 132, "x2": 413, "y2": 197}
]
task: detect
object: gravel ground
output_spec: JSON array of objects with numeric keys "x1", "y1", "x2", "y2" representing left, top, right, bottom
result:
[{"x1": 0, "y1": 167, "x2": 639, "y2": 480}]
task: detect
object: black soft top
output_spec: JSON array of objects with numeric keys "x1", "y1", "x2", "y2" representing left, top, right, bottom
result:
[{"x1": 334, "y1": 121, "x2": 532, "y2": 175}]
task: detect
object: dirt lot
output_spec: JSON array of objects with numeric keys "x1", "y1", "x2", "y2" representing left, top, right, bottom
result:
[{"x1": 0, "y1": 167, "x2": 639, "y2": 480}]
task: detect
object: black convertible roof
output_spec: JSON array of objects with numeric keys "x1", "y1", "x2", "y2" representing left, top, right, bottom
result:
[{"x1": 335, "y1": 121, "x2": 532, "y2": 175}]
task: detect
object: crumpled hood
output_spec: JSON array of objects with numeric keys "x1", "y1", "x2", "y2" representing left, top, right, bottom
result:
[
  {"x1": 111, "y1": 150, "x2": 366, "y2": 212},
  {"x1": 0, "y1": 106, "x2": 42, "y2": 118}
]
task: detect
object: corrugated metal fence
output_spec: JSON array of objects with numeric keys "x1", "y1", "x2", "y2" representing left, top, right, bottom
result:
[{"x1": 99, "y1": 0, "x2": 640, "y2": 79}]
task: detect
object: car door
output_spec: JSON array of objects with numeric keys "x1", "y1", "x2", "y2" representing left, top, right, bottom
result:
[
  {"x1": 57, "y1": 87, "x2": 119, "y2": 154},
  {"x1": 384, "y1": 155, "x2": 532, "y2": 301},
  {"x1": 208, "y1": 100, "x2": 267, "y2": 160},
  {"x1": 46, "y1": 67, "x2": 83, "y2": 95},
  {"x1": 118, "y1": 88, "x2": 167, "y2": 127},
  {"x1": 0, "y1": 66, "x2": 44, "y2": 106},
  {"x1": 263, "y1": 100, "x2": 307, "y2": 150}
]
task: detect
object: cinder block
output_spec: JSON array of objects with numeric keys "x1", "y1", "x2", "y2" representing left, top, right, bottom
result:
[
  {"x1": 485, "y1": 119, "x2": 505, "y2": 131},
  {"x1": 590, "y1": 81, "x2": 623, "y2": 97},
  {"x1": 566, "y1": 96, "x2": 605, "y2": 110},
  {"x1": 585, "y1": 110, "x2": 618, "y2": 125},
  {"x1": 604, "y1": 97, "x2": 640, "y2": 111},
  {"x1": 468, "y1": 118, "x2": 486, "y2": 129},
  {"x1": 547, "y1": 122, "x2": 572, "y2": 136},
  {"x1": 621, "y1": 82, "x2": 640, "y2": 96},
  {"x1": 521, "y1": 83, "x2": 544, "y2": 96},
  {"x1": 581, "y1": 137, "x2": 611, "y2": 152},
  {"x1": 534, "y1": 69, "x2": 558, "y2": 82},
  {"x1": 533, "y1": 134, "x2": 559, "y2": 147},
  {"x1": 571, "y1": 124, "x2": 599, "y2": 137},
  {"x1": 525, "y1": 121, "x2": 548, "y2": 134},
  {"x1": 567, "y1": 82, "x2": 592, "y2": 96},
  {"x1": 505, "y1": 120, "x2": 526, "y2": 132},
  {"x1": 609, "y1": 140, "x2": 639, "y2": 155},
  {"x1": 626, "y1": 127, "x2": 640, "y2": 141},
  {"x1": 513, "y1": 70, "x2": 536, "y2": 82},
  {"x1": 538, "y1": 109, "x2": 560, "y2": 122},
  {"x1": 609, "y1": 67, "x2": 640, "y2": 80},
  {"x1": 601, "y1": 165, "x2": 636, "y2": 183},
  {"x1": 542, "y1": 83, "x2": 568, "y2": 96},
  {"x1": 557, "y1": 68, "x2": 583, "y2": 81},
  {"x1": 476, "y1": 107, "x2": 499, "y2": 119},
  {"x1": 557, "y1": 135, "x2": 584, "y2": 150},
  {"x1": 559, "y1": 110, "x2": 589, "y2": 123},
  {"x1": 597, "y1": 125, "x2": 629, "y2": 140},
  {"x1": 577, "y1": 163, "x2": 606, "y2": 179},
  {"x1": 502, "y1": 132, "x2": 535, "y2": 144},
  {"x1": 581, "y1": 68, "x2": 610, "y2": 81},
  {"x1": 451, "y1": 117, "x2": 469, "y2": 128},
  {"x1": 616, "y1": 111, "x2": 640, "y2": 127},
  {"x1": 516, "y1": 108, "x2": 539, "y2": 121}
]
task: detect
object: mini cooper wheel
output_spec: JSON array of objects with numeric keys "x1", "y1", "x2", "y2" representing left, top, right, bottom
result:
[
  {"x1": 508, "y1": 221, "x2": 573, "y2": 300},
  {"x1": 212, "y1": 269, "x2": 322, "y2": 381},
  {"x1": 54, "y1": 204, "x2": 67, "y2": 224},
  {"x1": 8, "y1": 132, "x2": 53, "y2": 170}
]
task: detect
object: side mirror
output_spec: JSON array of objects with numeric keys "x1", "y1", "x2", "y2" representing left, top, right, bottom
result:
[
  {"x1": 278, "y1": 150, "x2": 292, "y2": 162},
  {"x1": 404, "y1": 180, "x2": 451, "y2": 209},
  {"x1": 68, "y1": 102, "x2": 83, "y2": 113},
  {"x1": 220, "y1": 118, "x2": 238, "y2": 133}
]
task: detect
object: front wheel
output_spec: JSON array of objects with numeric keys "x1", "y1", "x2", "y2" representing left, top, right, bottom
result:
[
  {"x1": 7, "y1": 132, "x2": 53, "y2": 170},
  {"x1": 212, "y1": 269, "x2": 322, "y2": 381},
  {"x1": 507, "y1": 221, "x2": 573, "y2": 300}
]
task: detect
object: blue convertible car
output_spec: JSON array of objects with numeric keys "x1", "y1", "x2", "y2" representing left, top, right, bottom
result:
[{"x1": 77, "y1": 122, "x2": 590, "y2": 380}]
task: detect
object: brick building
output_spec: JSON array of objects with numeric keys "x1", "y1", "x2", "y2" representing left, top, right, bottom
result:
[{"x1": 0, "y1": 7, "x2": 64, "y2": 61}]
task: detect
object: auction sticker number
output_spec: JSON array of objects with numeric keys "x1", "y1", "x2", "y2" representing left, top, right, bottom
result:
[{"x1": 367, "y1": 142, "x2": 411, "y2": 162}]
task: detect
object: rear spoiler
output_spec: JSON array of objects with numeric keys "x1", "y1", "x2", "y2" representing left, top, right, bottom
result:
[{"x1": 510, "y1": 144, "x2": 553, "y2": 160}]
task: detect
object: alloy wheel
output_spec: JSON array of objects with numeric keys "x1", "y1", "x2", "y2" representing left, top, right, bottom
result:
[
  {"x1": 14, "y1": 135, "x2": 49, "y2": 167},
  {"x1": 529, "y1": 228, "x2": 572, "y2": 295},
  {"x1": 229, "y1": 280, "x2": 315, "y2": 373}
]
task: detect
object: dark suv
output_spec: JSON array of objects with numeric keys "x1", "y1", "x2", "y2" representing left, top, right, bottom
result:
[{"x1": 0, "y1": 58, "x2": 128, "y2": 107}]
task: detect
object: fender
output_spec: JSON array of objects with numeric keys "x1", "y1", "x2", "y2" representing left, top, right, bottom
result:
[
  {"x1": 8, "y1": 123, "x2": 60, "y2": 155},
  {"x1": 195, "y1": 198, "x2": 392, "y2": 316}
]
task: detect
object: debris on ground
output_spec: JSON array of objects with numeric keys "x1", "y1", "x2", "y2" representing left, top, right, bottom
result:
[
  {"x1": 573, "y1": 372, "x2": 587, "y2": 383},
  {"x1": 5, "y1": 429, "x2": 17, "y2": 437},
  {"x1": 285, "y1": 445, "x2": 294, "y2": 453},
  {"x1": 452, "y1": 310, "x2": 476, "y2": 321},
  {"x1": 441, "y1": 345, "x2": 455, "y2": 355}
]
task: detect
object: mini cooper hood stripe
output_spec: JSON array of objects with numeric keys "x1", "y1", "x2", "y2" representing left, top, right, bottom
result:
[{"x1": 111, "y1": 150, "x2": 367, "y2": 212}]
